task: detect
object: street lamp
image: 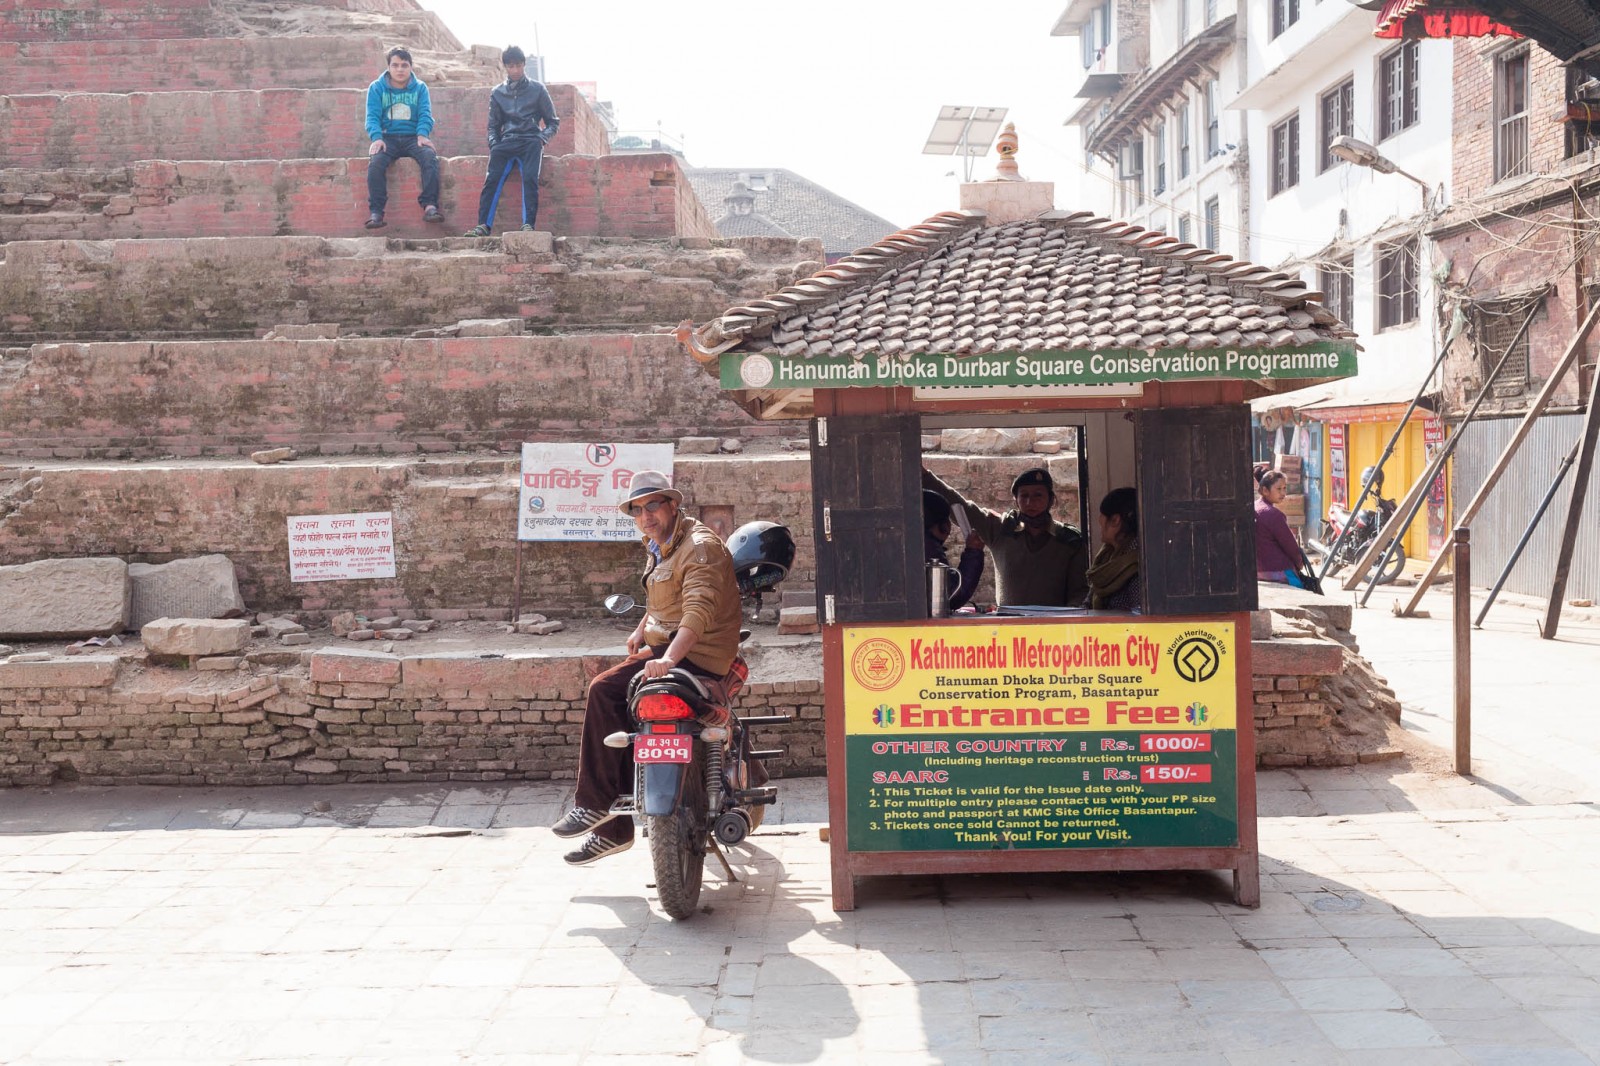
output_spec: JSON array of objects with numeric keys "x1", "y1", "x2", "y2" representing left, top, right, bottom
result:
[{"x1": 1329, "y1": 135, "x2": 1432, "y2": 208}]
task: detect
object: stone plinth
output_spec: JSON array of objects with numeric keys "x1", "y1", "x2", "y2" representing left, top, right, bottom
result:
[
  {"x1": 129, "y1": 556, "x2": 245, "y2": 628},
  {"x1": 959, "y1": 181, "x2": 1056, "y2": 225},
  {"x1": 142, "y1": 618, "x2": 251, "y2": 657}
]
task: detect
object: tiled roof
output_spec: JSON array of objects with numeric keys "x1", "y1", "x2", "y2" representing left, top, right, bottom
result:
[
  {"x1": 713, "y1": 211, "x2": 793, "y2": 238},
  {"x1": 685, "y1": 168, "x2": 899, "y2": 258},
  {"x1": 689, "y1": 208, "x2": 1356, "y2": 360}
]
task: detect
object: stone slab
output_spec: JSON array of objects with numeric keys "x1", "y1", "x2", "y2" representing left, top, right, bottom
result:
[
  {"x1": 0, "y1": 557, "x2": 129, "y2": 639},
  {"x1": 129, "y1": 554, "x2": 246, "y2": 629},
  {"x1": 1252, "y1": 637, "x2": 1344, "y2": 677},
  {"x1": 939, "y1": 427, "x2": 1038, "y2": 455},
  {"x1": 141, "y1": 618, "x2": 250, "y2": 657},
  {"x1": 0, "y1": 655, "x2": 118, "y2": 689},
  {"x1": 310, "y1": 650, "x2": 403, "y2": 685},
  {"x1": 399, "y1": 654, "x2": 588, "y2": 699},
  {"x1": 1257, "y1": 582, "x2": 1354, "y2": 632}
]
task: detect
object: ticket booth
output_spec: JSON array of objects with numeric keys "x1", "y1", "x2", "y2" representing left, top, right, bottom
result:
[{"x1": 685, "y1": 205, "x2": 1358, "y2": 909}]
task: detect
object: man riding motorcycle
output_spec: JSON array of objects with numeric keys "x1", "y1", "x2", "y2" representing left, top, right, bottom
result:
[{"x1": 550, "y1": 470, "x2": 743, "y2": 865}]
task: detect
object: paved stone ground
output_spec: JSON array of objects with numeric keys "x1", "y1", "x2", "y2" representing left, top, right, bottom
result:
[{"x1": 1, "y1": 767, "x2": 1597, "y2": 1065}]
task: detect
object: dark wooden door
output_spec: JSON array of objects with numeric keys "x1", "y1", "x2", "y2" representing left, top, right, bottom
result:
[
  {"x1": 809, "y1": 413, "x2": 926, "y2": 623},
  {"x1": 1138, "y1": 405, "x2": 1258, "y2": 615}
]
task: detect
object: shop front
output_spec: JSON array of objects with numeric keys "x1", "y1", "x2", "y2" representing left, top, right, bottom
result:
[{"x1": 686, "y1": 200, "x2": 1358, "y2": 910}]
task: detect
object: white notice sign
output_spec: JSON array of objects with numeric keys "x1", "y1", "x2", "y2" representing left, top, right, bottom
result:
[
  {"x1": 288, "y1": 511, "x2": 397, "y2": 582},
  {"x1": 518, "y1": 443, "x2": 674, "y2": 542}
]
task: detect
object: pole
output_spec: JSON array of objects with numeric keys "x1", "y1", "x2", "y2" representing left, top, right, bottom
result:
[
  {"x1": 1400, "y1": 300, "x2": 1600, "y2": 617},
  {"x1": 1453, "y1": 526, "x2": 1471, "y2": 776},
  {"x1": 1316, "y1": 331, "x2": 1455, "y2": 583},
  {"x1": 1540, "y1": 349, "x2": 1600, "y2": 639},
  {"x1": 1475, "y1": 440, "x2": 1580, "y2": 627},
  {"x1": 1346, "y1": 295, "x2": 1541, "y2": 595},
  {"x1": 512, "y1": 540, "x2": 525, "y2": 624}
]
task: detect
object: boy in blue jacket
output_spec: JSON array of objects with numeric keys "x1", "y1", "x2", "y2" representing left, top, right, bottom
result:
[{"x1": 364, "y1": 47, "x2": 443, "y2": 229}]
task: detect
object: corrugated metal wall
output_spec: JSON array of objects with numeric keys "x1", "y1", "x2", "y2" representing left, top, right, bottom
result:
[{"x1": 1452, "y1": 413, "x2": 1599, "y2": 602}]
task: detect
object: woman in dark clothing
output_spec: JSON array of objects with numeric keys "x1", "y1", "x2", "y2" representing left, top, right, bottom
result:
[
  {"x1": 1255, "y1": 469, "x2": 1309, "y2": 587},
  {"x1": 923, "y1": 490, "x2": 984, "y2": 611},
  {"x1": 1086, "y1": 487, "x2": 1142, "y2": 613}
]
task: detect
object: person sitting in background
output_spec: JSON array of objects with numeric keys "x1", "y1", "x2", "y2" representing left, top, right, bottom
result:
[
  {"x1": 363, "y1": 47, "x2": 443, "y2": 230},
  {"x1": 922, "y1": 466, "x2": 1087, "y2": 607},
  {"x1": 923, "y1": 490, "x2": 984, "y2": 612},
  {"x1": 1255, "y1": 469, "x2": 1310, "y2": 587},
  {"x1": 1086, "y1": 487, "x2": 1141, "y2": 612}
]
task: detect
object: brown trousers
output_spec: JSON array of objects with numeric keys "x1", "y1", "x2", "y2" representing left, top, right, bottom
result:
[{"x1": 574, "y1": 650, "x2": 717, "y2": 843}]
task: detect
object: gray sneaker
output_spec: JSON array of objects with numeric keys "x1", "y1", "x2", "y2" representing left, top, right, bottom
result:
[
  {"x1": 550, "y1": 806, "x2": 618, "y2": 839},
  {"x1": 563, "y1": 832, "x2": 634, "y2": 866}
]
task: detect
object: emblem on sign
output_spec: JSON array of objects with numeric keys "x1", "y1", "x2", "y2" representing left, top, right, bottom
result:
[
  {"x1": 739, "y1": 354, "x2": 775, "y2": 389},
  {"x1": 850, "y1": 638, "x2": 905, "y2": 692},
  {"x1": 1170, "y1": 632, "x2": 1224, "y2": 684}
]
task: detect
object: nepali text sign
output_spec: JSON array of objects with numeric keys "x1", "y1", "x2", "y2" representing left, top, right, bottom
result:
[
  {"x1": 288, "y1": 512, "x2": 396, "y2": 582},
  {"x1": 723, "y1": 343, "x2": 1357, "y2": 391},
  {"x1": 842, "y1": 620, "x2": 1239, "y2": 852},
  {"x1": 517, "y1": 443, "x2": 674, "y2": 543}
]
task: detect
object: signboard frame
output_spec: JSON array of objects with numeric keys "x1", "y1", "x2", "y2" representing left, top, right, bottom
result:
[{"x1": 823, "y1": 613, "x2": 1258, "y2": 910}]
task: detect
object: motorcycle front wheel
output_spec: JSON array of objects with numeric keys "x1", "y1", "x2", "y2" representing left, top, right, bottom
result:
[{"x1": 649, "y1": 748, "x2": 707, "y2": 921}]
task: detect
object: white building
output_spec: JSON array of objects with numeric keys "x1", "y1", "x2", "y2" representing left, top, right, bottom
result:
[
  {"x1": 1053, "y1": 0, "x2": 1247, "y2": 258},
  {"x1": 1233, "y1": 0, "x2": 1453, "y2": 401}
]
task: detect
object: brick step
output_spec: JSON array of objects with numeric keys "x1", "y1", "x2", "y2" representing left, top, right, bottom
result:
[
  {"x1": 0, "y1": 454, "x2": 817, "y2": 618},
  {"x1": 0, "y1": 153, "x2": 718, "y2": 244},
  {"x1": 0, "y1": 231, "x2": 818, "y2": 340},
  {"x1": 0, "y1": 84, "x2": 609, "y2": 171},
  {"x1": 0, "y1": 0, "x2": 216, "y2": 42},
  {"x1": 0, "y1": 36, "x2": 497, "y2": 95},
  {"x1": 0, "y1": 333, "x2": 777, "y2": 461},
  {"x1": 220, "y1": 0, "x2": 463, "y2": 52}
]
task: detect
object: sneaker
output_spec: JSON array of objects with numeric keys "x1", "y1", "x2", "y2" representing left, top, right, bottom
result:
[
  {"x1": 563, "y1": 832, "x2": 633, "y2": 866},
  {"x1": 422, "y1": 205, "x2": 444, "y2": 223},
  {"x1": 550, "y1": 806, "x2": 618, "y2": 839},
  {"x1": 521, "y1": 224, "x2": 534, "y2": 231},
  {"x1": 463, "y1": 224, "x2": 491, "y2": 237},
  {"x1": 364, "y1": 212, "x2": 386, "y2": 229}
]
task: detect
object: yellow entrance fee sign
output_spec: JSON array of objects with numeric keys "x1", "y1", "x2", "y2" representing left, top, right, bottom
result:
[{"x1": 841, "y1": 621, "x2": 1239, "y2": 852}]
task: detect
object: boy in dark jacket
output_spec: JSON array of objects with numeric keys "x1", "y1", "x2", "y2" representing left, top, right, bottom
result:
[
  {"x1": 364, "y1": 47, "x2": 443, "y2": 229},
  {"x1": 464, "y1": 45, "x2": 561, "y2": 237}
]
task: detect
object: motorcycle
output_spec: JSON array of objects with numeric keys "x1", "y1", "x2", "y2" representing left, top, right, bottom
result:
[
  {"x1": 1306, "y1": 466, "x2": 1406, "y2": 585},
  {"x1": 599, "y1": 521, "x2": 797, "y2": 921}
]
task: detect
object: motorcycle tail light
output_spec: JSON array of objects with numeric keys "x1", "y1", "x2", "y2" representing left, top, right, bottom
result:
[{"x1": 636, "y1": 692, "x2": 694, "y2": 721}]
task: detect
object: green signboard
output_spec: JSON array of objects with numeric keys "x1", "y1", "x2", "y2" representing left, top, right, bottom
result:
[
  {"x1": 722, "y1": 342, "x2": 1357, "y2": 391},
  {"x1": 843, "y1": 621, "x2": 1240, "y2": 853}
]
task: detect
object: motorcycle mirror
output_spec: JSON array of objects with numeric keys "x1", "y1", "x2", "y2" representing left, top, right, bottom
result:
[{"x1": 603, "y1": 594, "x2": 637, "y2": 615}]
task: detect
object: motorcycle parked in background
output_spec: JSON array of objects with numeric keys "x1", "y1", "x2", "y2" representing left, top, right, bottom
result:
[
  {"x1": 1307, "y1": 465, "x2": 1406, "y2": 585},
  {"x1": 601, "y1": 521, "x2": 797, "y2": 920}
]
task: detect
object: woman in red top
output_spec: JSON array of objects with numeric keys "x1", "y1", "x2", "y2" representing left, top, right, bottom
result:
[{"x1": 1255, "y1": 470, "x2": 1310, "y2": 588}]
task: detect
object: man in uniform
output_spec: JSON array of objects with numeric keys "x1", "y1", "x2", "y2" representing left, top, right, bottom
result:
[
  {"x1": 551, "y1": 471, "x2": 742, "y2": 865},
  {"x1": 922, "y1": 466, "x2": 1088, "y2": 607}
]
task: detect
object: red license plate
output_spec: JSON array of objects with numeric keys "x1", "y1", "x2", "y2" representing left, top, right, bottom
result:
[{"x1": 635, "y1": 735, "x2": 693, "y2": 763}]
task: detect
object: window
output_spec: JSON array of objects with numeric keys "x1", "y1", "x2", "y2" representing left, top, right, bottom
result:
[
  {"x1": 1154, "y1": 125, "x2": 1168, "y2": 194},
  {"x1": 1205, "y1": 0, "x2": 1218, "y2": 24},
  {"x1": 1319, "y1": 78, "x2": 1355, "y2": 172},
  {"x1": 1178, "y1": 104, "x2": 1192, "y2": 179},
  {"x1": 1204, "y1": 196, "x2": 1220, "y2": 250},
  {"x1": 1270, "y1": 113, "x2": 1300, "y2": 196},
  {"x1": 1319, "y1": 256, "x2": 1354, "y2": 328},
  {"x1": 1205, "y1": 80, "x2": 1222, "y2": 158},
  {"x1": 1377, "y1": 238, "x2": 1419, "y2": 329},
  {"x1": 1120, "y1": 141, "x2": 1145, "y2": 208},
  {"x1": 1178, "y1": 214, "x2": 1192, "y2": 243},
  {"x1": 1178, "y1": 0, "x2": 1190, "y2": 43},
  {"x1": 1494, "y1": 47, "x2": 1530, "y2": 181},
  {"x1": 1081, "y1": 1, "x2": 1111, "y2": 69},
  {"x1": 1272, "y1": 0, "x2": 1300, "y2": 39},
  {"x1": 1379, "y1": 40, "x2": 1420, "y2": 141},
  {"x1": 745, "y1": 173, "x2": 769, "y2": 191},
  {"x1": 1474, "y1": 296, "x2": 1540, "y2": 397}
]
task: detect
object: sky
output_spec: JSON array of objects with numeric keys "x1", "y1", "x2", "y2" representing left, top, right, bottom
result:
[{"x1": 426, "y1": 0, "x2": 1099, "y2": 228}]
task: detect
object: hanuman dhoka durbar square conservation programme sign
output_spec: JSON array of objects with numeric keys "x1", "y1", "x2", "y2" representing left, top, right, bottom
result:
[{"x1": 843, "y1": 620, "x2": 1239, "y2": 853}]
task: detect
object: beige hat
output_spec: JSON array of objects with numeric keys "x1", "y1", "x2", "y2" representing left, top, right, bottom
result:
[{"x1": 617, "y1": 469, "x2": 683, "y2": 514}]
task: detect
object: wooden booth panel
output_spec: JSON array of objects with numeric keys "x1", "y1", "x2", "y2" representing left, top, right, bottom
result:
[
  {"x1": 809, "y1": 413, "x2": 926, "y2": 623},
  {"x1": 1139, "y1": 406, "x2": 1259, "y2": 615}
]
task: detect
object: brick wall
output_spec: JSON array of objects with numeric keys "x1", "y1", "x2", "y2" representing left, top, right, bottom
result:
[
  {"x1": 0, "y1": 334, "x2": 769, "y2": 459},
  {"x1": 0, "y1": 231, "x2": 817, "y2": 340},
  {"x1": 0, "y1": 83, "x2": 606, "y2": 170},
  {"x1": 0, "y1": 456, "x2": 819, "y2": 618},
  {"x1": 0, "y1": 651, "x2": 827, "y2": 787},
  {"x1": 0, "y1": 153, "x2": 717, "y2": 243},
  {"x1": 0, "y1": 0, "x2": 216, "y2": 42},
  {"x1": 0, "y1": 36, "x2": 400, "y2": 94}
]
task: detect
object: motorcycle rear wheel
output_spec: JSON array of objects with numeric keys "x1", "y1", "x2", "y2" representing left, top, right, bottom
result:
[
  {"x1": 649, "y1": 750, "x2": 707, "y2": 921},
  {"x1": 1369, "y1": 542, "x2": 1407, "y2": 585}
]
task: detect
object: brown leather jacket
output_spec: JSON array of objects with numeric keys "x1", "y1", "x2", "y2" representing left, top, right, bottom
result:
[{"x1": 641, "y1": 514, "x2": 742, "y2": 675}]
